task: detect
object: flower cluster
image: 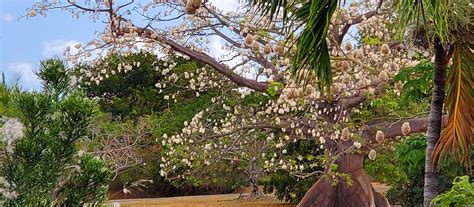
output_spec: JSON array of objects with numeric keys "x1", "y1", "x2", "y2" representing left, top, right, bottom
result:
[{"x1": 1, "y1": 117, "x2": 25, "y2": 154}]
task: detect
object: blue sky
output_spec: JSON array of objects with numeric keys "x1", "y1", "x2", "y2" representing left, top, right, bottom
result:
[
  {"x1": 0, "y1": 0, "x2": 241, "y2": 91},
  {"x1": 1, "y1": 0, "x2": 105, "y2": 91}
]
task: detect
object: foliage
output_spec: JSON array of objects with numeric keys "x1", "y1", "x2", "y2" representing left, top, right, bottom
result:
[
  {"x1": 76, "y1": 52, "x2": 211, "y2": 120},
  {"x1": 392, "y1": 0, "x2": 473, "y2": 174},
  {"x1": 433, "y1": 44, "x2": 473, "y2": 171},
  {"x1": 364, "y1": 146, "x2": 407, "y2": 186},
  {"x1": 264, "y1": 171, "x2": 316, "y2": 204},
  {"x1": 384, "y1": 136, "x2": 427, "y2": 207},
  {"x1": 153, "y1": 92, "x2": 215, "y2": 138},
  {"x1": 394, "y1": 61, "x2": 434, "y2": 102},
  {"x1": 0, "y1": 59, "x2": 111, "y2": 206},
  {"x1": 431, "y1": 176, "x2": 474, "y2": 207},
  {"x1": 158, "y1": 91, "x2": 271, "y2": 187},
  {"x1": 386, "y1": 169, "x2": 425, "y2": 207},
  {"x1": 37, "y1": 59, "x2": 71, "y2": 95},
  {"x1": 393, "y1": 0, "x2": 471, "y2": 44},
  {"x1": 394, "y1": 136, "x2": 427, "y2": 174},
  {"x1": 54, "y1": 154, "x2": 111, "y2": 206},
  {"x1": 0, "y1": 74, "x2": 20, "y2": 118},
  {"x1": 76, "y1": 52, "x2": 166, "y2": 119},
  {"x1": 77, "y1": 52, "x2": 244, "y2": 197},
  {"x1": 248, "y1": 0, "x2": 335, "y2": 90},
  {"x1": 383, "y1": 136, "x2": 471, "y2": 206},
  {"x1": 263, "y1": 140, "x2": 324, "y2": 204}
]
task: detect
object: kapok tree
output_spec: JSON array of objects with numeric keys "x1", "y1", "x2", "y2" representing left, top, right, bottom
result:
[{"x1": 26, "y1": 0, "x2": 459, "y2": 206}]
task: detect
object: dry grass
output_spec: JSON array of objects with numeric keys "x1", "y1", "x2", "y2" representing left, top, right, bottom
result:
[
  {"x1": 105, "y1": 183, "x2": 390, "y2": 207},
  {"x1": 106, "y1": 194, "x2": 294, "y2": 207}
]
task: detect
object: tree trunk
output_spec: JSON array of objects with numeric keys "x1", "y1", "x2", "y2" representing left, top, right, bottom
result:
[
  {"x1": 298, "y1": 153, "x2": 389, "y2": 207},
  {"x1": 423, "y1": 36, "x2": 448, "y2": 207}
]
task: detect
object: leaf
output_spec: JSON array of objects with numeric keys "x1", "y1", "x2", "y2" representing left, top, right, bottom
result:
[
  {"x1": 290, "y1": 0, "x2": 337, "y2": 92},
  {"x1": 432, "y1": 44, "x2": 473, "y2": 173},
  {"x1": 246, "y1": 0, "x2": 292, "y2": 22},
  {"x1": 266, "y1": 81, "x2": 284, "y2": 96},
  {"x1": 248, "y1": 0, "x2": 337, "y2": 92}
]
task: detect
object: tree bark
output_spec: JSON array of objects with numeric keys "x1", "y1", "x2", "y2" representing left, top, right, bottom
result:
[
  {"x1": 423, "y1": 36, "x2": 448, "y2": 207},
  {"x1": 298, "y1": 153, "x2": 380, "y2": 207}
]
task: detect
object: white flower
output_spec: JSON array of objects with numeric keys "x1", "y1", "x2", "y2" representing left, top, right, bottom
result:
[
  {"x1": 69, "y1": 75, "x2": 78, "y2": 87},
  {"x1": 204, "y1": 143, "x2": 212, "y2": 150},
  {"x1": 401, "y1": 122, "x2": 411, "y2": 135},
  {"x1": 380, "y1": 44, "x2": 391, "y2": 55},
  {"x1": 368, "y1": 149, "x2": 377, "y2": 160},
  {"x1": 123, "y1": 188, "x2": 131, "y2": 194},
  {"x1": 375, "y1": 131, "x2": 384, "y2": 142},
  {"x1": 344, "y1": 42, "x2": 352, "y2": 51},
  {"x1": 2, "y1": 190, "x2": 18, "y2": 199},
  {"x1": 378, "y1": 71, "x2": 389, "y2": 82},
  {"x1": 341, "y1": 128, "x2": 350, "y2": 141},
  {"x1": 1, "y1": 118, "x2": 25, "y2": 153},
  {"x1": 353, "y1": 141, "x2": 362, "y2": 149}
]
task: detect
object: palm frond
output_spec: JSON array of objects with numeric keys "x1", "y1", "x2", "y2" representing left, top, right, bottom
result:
[
  {"x1": 393, "y1": 0, "x2": 449, "y2": 43},
  {"x1": 247, "y1": 0, "x2": 336, "y2": 92},
  {"x1": 290, "y1": 0, "x2": 337, "y2": 92},
  {"x1": 246, "y1": 0, "x2": 294, "y2": 22},
  {"x1": 432, "y1": 43, "x2": 473, "y2": 173}
]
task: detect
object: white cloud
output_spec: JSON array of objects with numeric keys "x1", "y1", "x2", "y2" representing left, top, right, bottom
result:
[
  {"x1": 42, "y1": 39, "x2": 81, "y2": 58},
  {"x1": 209, "y1": 0, "x2": 241, "y2": 12},
  {"x1": 210, "y1": 36, "x2": 241, "y2": 68},
  {"x1": 5, "y1": 63, "x2": 41, "y2": 91},
  {"x1": 1, "y1": 13, "x2": 14, "y2": 23}
]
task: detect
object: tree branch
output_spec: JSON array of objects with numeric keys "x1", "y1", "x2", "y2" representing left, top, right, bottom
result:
[
  {"x1": 116, "y1": 26, "x2": 270, "y2": 92},
  {"x1": 362, "y1": 117, "x2": 448, "y2": 142}
]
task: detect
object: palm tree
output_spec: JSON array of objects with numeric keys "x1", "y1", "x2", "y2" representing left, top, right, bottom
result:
[{"x1": 248, "y1": 0, "x2": 472, "y2": 206}]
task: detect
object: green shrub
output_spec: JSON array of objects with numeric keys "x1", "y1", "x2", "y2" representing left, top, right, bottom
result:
[
  {"x1": 0, "y1": 59, "x2": 111, "y2": 206},
  {"x1": 365, "y1": 136, "x2": 470, "y2": 207},
  {"x1": 432, "y1": 176, "x2": 474, "y2": 207}
]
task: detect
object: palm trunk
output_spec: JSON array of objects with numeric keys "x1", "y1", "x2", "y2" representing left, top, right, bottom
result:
[{"x1": 423, "y1": 36, "x2": 448, "y2": 207}]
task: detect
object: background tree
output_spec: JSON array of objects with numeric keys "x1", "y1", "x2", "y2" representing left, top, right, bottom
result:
[
  {"x1": 76, "y1": 52, "x2": 167, "y2": 119},
  {"x1": 75, "y1": 52, "x2": 245, "y2": 198}
]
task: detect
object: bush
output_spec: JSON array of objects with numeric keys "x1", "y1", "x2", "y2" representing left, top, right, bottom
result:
[
  {"x1": 0, "y1": 59, "x2": 111, "y2": 206},
  {"x1": 432, "y1": 176, "x2": 474, "y2": 206},
  {"x1": 364, "y1": 136, "x2": 470, "y2": 207}
]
